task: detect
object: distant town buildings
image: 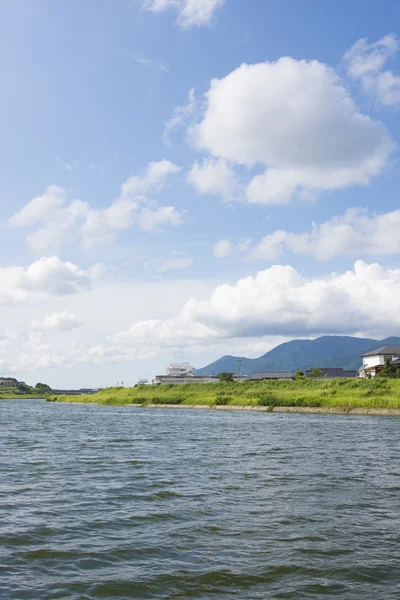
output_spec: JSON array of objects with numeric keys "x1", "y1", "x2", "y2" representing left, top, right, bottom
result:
[
  {"x1": 145, "y1": 349, "x2": 399, "y2": 387},
  {"x1": 151, "y1": 362, "x2": 247, "y2": 385}
]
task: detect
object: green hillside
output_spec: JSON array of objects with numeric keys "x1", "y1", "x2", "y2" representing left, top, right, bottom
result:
[
  {"x1": 0, "y1": 378, "x2": 50, "y2": 399},
  {"x1": 195, "y1": 335, "x2": 400, "y2": 376}
]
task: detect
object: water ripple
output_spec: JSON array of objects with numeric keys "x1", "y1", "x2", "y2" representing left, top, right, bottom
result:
[{"x1": 0, "y1": 400, "x2": 399, "y2": 599}]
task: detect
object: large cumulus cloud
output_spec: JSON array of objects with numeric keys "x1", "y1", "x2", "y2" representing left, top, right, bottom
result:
[{"x1": 190, "y1": 58, "x2": 394, "y2": 204}]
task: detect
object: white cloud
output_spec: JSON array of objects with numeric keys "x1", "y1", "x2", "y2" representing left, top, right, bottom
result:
[
  {"x1": 163, "y1": 88, "x2": 196, "y2": 146},
  {"x1": 190, "y1": 57, "x2": 394, "y2": 204},
  {"x1": 120, "y1": 159, "x2": 180, "y2": 197},
  {"x1": 5, "y1": 261, "x2": 400, "y2": 377},
  {"x1": 111, "y1": 261, "x2": 400, "y2": 353},
  {"x1": 0, "y1": 257, "x2": 92, "y2": 306},
  {"x1": 31, "y1": 311, "x2": 82, "y2": 332},
  {"x1": 63, "y1": 160, "x2": 80, "y2": 172},
  {"x1": 213, "y1": 239, "x2": 232, "y2": 258},
  {"x1": 9, "y1": 185, "x2": 66, "y2": 227},
  {"x1": 8, "y1": 160, "x2": 183, "y2": 253},
  {"x1": 188, "y1": 158, "x2": 238, "y2": 199},
  {"x1": 141, "y1": 0, "x2": 226, "y2": 28},
  {"x1": 252, "y1": 207, "x2": 400, "y2": 261},
  {"x1": 136, "y1": 206, "x2": 185, "y2": 232},
  {"x1": 25, "y1": 199, "x2": 88, "y2": 255},
  {"x1": 79, "y1": 199, "x2": 137, "y2": 248},
  {"x1": 0, "y1": 332, "x2": 70, "y2": 373},
  {"x1": 0, "y1": 279, "x2": 216, "y2": 376},
  {"x1": 134, "y1": 55, "x2": 169, "y2": 72},
  {"x1": 213, "y1": 238, "x2": 250, "y2": 258},
  {"x1": 344, "y1": 34, "x2": 400, "y2": 108}
]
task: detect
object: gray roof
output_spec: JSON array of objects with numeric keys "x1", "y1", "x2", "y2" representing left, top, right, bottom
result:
[
  {"x1": 251, "y1": 372, "x2": 294, "y2": 379},
  {"x1": 361, "y1": 345, "x2": 400, "y2": 357}
]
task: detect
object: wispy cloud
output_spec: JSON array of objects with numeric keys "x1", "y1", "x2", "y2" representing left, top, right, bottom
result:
[
  {"x1": 344, "y1": 33, "x2": 400, "y2": 108},
  {"x1": 139, "y1": 0, "x2": 226, "y2": 29},
  {"x1": 163, "y1": 88, "x2": 196, "y2": 146},
  {"x1": 8, "y1": 161, "x2": 183, "y2": 254},
  {"x1": 134, "y1": 54, "x2": 169, "y2": 72}
]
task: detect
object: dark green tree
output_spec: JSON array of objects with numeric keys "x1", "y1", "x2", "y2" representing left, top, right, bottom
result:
[
  {"x1": 308, "y1": 368, "x2": 323, "y2": 379},
  {"x1": 217, "y1": 372, "x2": 235, "y2": 383},
  {"x1": 295, "y1": 370, "x2": 305, "y2": 379},
  {"x1": 16, "y1": 382, "x2": 30, "y2": 393},
  {"x1": 35, "y1": 383, "x2": 52, "y2": 391},
  {"x1": 378, "y1": 357, "x2": 399, "y2": 378}
]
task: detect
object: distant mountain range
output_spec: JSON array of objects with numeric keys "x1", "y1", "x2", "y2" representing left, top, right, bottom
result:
[{"x1": 195, "y1": 336, "x2": 400, "y2": 376}]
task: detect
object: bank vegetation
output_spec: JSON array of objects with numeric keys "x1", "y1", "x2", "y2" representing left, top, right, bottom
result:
[{"x1": 48, "y1": 378, "x2": 400, "y2": 413}]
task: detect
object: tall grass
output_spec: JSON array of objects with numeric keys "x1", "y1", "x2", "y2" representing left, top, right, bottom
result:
[{"x1": 49, "y1": 378, "x2": 400, "y2": 411}]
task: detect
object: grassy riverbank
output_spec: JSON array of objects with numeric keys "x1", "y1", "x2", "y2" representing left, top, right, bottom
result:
[
  {"x1": 0, "y1": 389, "x2": 45, "y2": 400},
  {"x1": 0, "y1": 394, "x2": 45, "y2": 399},
  {"x1": 49, "y1": 378, "x2": 400, "y2": 412}
]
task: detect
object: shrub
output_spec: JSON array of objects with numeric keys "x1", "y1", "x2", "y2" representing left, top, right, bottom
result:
[
  {"x1": 308, "y1": 368, "x2": 323, "y2": 379},
  {"x1": 150, "y1": 396, "x2": 184, "y2": 405},
  {"x1": 258, "y1": 394, "x2": 279, "y2": 406},
  {"x1": 215, "y1": 394, "x2": 232, "y2": 405},
  {"x1": 133, "y1": 396, "x2": 148, "y2": 404}
]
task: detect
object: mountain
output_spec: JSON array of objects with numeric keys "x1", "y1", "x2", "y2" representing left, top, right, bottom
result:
[{"x1": 195, "y1": 336, "x2": 400, "y2": 376}]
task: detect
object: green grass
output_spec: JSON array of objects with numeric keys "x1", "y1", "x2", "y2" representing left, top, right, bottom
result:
[
  {"x1": 0, "y1": 392, "x2": 45, "y2": 399},
  {"x1": 48, "y1": 378, "x2": 400, "y2": 412}
]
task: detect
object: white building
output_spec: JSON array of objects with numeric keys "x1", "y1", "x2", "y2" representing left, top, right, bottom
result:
[
  {"x1": 166, "y1": 362, "x2": 195, "y2": 377},
  {"x1": 358, "y1": 346, "x2": 400, "y2": 378}
]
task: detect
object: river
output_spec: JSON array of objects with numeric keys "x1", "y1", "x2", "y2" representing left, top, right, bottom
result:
[{"x1": 1, "y1": 399, "x2": 399, "y2": 599}]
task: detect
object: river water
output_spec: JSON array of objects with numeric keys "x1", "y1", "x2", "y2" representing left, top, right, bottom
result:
[{"x1": 1, "y1": 400, "x2": 399, "y2": 599}]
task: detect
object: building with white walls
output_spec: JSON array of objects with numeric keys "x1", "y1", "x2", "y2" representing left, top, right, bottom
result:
[
  {"x1": 358, "y1": 346, "x2": 400, "y2": 378},
  {"x1": 166, "y1": 363, "x2": 195, "y2": 377}
]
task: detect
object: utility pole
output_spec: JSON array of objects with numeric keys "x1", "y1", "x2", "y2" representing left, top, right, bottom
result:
[{"x1": 237, "y1": 358, "x2": 242, "y2": 381}]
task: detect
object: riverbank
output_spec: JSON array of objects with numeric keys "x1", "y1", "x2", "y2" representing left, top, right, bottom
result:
[
  {"x1": 52, "y1": 402, "x2": 400, "y2": 416},
  {"x1": 48, "y1": 378, "x2": 400, "y2": 415},
  {"x1": 0, "y1": 394, "x2": 45, "y2": 400}
]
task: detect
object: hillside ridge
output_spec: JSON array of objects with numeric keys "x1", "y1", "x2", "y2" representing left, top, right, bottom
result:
[{"x1": 195, "y1": 335, "x2": 400, "y2": 376}]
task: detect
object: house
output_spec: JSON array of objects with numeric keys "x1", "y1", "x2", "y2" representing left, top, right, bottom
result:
[
  {"x1": 358, "y1": 346, "x2": 400, "y2": 378},
  {"x1": 0, "y1": 378, "x2": 19, "y2": 387},
  {"x1": 304, "y1": 368, "x2": 358, "y2": 379},
  {"x1": 251, "y1": 372, "x2": 295, "y2": 380}
]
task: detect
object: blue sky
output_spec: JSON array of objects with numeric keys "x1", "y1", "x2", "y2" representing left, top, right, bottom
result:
[{"x1": 1, "y1": 0, "x2": 400, "y2": 387}]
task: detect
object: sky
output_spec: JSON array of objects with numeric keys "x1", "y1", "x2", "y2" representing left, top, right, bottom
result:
[{"x1": 1, "y1": 0, "x2": 400, "y2": 388}]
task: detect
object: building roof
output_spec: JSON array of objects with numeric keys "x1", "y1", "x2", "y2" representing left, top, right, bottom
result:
[
  {"x1": 361, "y1": 346, "x2": 400, "y2": 357},
  {"x1": 251, "y1": 372, "x2": 294, "y2": 379}
]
